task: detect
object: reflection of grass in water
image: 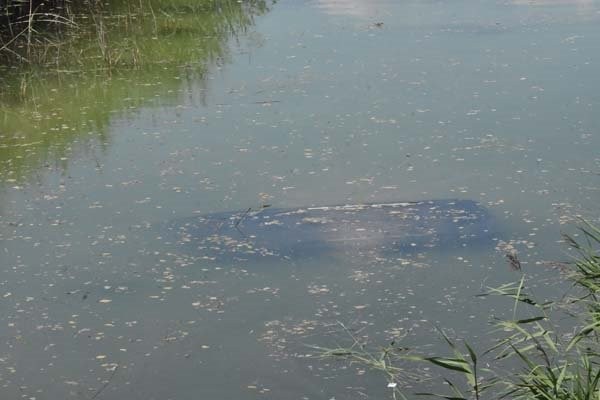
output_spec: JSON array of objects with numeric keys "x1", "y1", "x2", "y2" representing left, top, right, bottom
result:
[
  {"x1": 0, "y1": 0, "x2": 270, "y2": 183},
  {"x1": 64, "y1": 0, "x2": 266, "y2": 70},
  {"x1": 0, "y1": 0, "x2": 269, "y2": 67}
]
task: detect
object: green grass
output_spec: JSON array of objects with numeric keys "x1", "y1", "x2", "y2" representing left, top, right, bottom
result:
[
  {"x1": 314, "y1": 222, "x2": 600, "y2": 399},
  {"x1": 0, "y1": 0, "x2": 270, "y2": 184},
  {"x1": 310, "y1": 322, "x2": 416, "y2": 400}
]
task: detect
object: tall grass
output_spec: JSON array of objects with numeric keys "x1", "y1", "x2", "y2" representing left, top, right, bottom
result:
[
  {"x1": 0, "y1": 0, "x2": 270, "y2": 184},
  {"x1": 315, "y1": 222, "x2": 600, "y2": 399},
  {"x1": 310, "y1": 322, "x2": 417, "y2": 400},
  {"x1": 0, "y1": 0, "x2": 76, "y2": 63},
  {"x1": 0, "y1": 0, "x2": 270, "y2": 66}
]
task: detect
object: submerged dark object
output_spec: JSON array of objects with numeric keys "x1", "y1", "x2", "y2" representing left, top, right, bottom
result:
[{"x1": 165, "y1": 199, "x2": 497, "y2": 261}]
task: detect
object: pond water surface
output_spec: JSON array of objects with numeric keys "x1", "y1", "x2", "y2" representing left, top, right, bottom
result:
[{"x1": 1, "y1": 0, "x2": 600, "y2": 398}]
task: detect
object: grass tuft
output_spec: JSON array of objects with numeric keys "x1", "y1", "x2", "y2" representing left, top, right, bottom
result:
[{"x1": 315, "y1": 221, "x2": 600, "y2": 399}]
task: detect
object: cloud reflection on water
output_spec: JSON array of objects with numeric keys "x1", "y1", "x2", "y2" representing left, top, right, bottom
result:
[{"x1": 312, "y1": 0, "x2": 383, "y2": 18}]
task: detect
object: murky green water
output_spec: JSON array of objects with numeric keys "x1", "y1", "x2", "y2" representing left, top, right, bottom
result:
[{"x1": 1, "y1": 0, "x2": 599, "y2": 398}]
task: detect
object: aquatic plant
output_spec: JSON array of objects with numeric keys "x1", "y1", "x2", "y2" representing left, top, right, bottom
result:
[
  {"x1": 0, "y1": 0, "x2": 270, "y2": 184},
  {"x1": 0, "y1": 0, "x2": 269, "y2": 65},
  {"x1": 0, "y1": 0, "x2": 75, "y2": 63},
  {"x1": 310, "y1": 322, "x2": 417, "y2": 400},
  {"x1": 314, "y1": 221, "x2": 600, "y2": 399}
]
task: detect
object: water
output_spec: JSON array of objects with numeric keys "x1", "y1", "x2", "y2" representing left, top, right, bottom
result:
[{"x1": 0, "y1": 0, "x2": 599, "y2": 398}]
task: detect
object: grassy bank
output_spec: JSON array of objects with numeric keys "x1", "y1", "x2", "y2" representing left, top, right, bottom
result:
[
  {"x1": 1, "y1": 0, "x2": 269, "y2": 66},
  {"x1": 0, "y1": 0, "x2": 270, "y2": 185},
  {"x1": 0, "y1": 0, "x2": 76, "y2": 63}
]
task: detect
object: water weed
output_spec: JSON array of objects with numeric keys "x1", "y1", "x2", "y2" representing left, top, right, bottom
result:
[{"x1": 315, "y1": 222, "x2": 600, "y2": 399}]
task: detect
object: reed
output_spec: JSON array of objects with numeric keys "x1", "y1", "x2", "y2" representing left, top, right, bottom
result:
[
  {"x1": 315, "y1": 221, "x2": 600, "y2": 399},
  {"x1": 310, "y1": 322, "x2": 416, "y2": 400},
  {"x1": 0, "y1": 0, "x2": 268, "y2": 65},
  {"x1": 0, "y1": 0, "x2": 269, "y2": 184},
  {"x1": 0, "y1": 0, "x2": 76, "y2": 63}
]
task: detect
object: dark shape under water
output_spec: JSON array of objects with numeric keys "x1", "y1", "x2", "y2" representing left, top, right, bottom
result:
[{"x1": 165, "y1": 199, "x2": 497, "y2": 261}]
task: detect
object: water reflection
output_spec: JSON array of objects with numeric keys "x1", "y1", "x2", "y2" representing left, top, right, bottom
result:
[
  {"x1": 510, "y1": 0, "x2": 598, "y2": 18},
  {"x1": 511, "y1": 0, "x2": 594, "y2": 5},
  {"x1": 312, "y1": 0, "x2": 383, "y2": 18},
  {"x1": 312, "y1": 0, "x2": 600, "y2": 25},
  {"x1": 0, "y1": 0, "x2": 270, "y2": 185},
  {"x1": 315, "y1": 0, "x2": 378, "y2": 18},
  {"x1": 166, "y1": 199, "x2": 498, "y2": 261},
  {"x1": 0, "y1": 0, "x2": 598, "y2": 397}
]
